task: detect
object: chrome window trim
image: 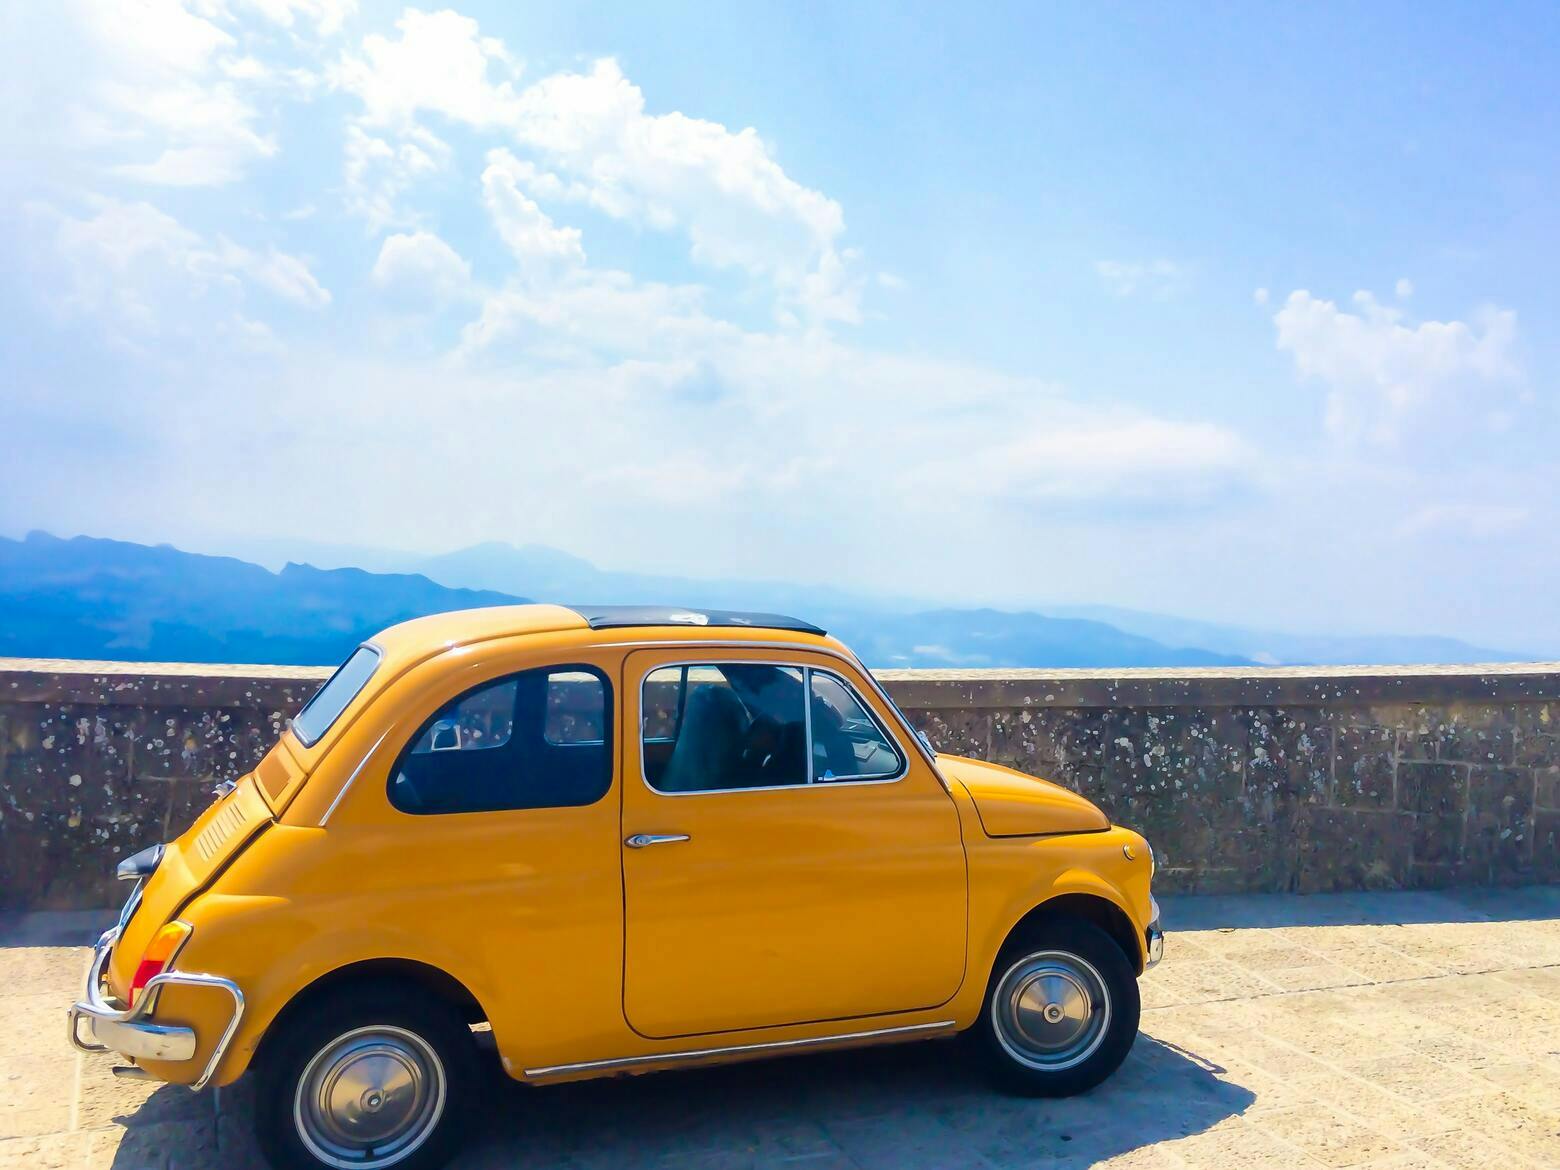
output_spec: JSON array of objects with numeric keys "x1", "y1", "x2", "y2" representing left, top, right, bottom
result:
[
  {"x1": 590, "y1": 637, "x2": 938, "y2": 768},
  {"x1": 802, "y1": 665, "x2": 815, "y2": 783},
  {"x1": 316, "y1": 728, "x2": 391, "y2": 827},
  {"x1": 806, "y1": 666, "x2": 908, "y2": 783},
  {"x1": 635, "y1": 656, "x2": 912, "y2": 797},
  {"x1": 291, "y1": 643, "x2": 384, "y2": 748},
  {"x1": 522, "y1": 1019, "x2": 956, "y2": 1078},
  {"x1": 385, "y1": 661, "x2": 615, "y2": 817}
]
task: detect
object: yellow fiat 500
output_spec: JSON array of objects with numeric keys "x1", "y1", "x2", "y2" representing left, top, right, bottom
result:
[{"x1": 70, "y1": 605, "x2": 1163, "y2": 1170}]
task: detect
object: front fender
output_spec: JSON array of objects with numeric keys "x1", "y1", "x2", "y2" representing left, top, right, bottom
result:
[{"x1": 965, "y1": 825, "x2": 1155, "y2": 1003}]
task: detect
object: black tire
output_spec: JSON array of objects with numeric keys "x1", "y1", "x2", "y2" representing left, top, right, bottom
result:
[
  {"x1": 972, "y1": 916, "x2": 1140, "y2": 1097},
  {"x1": 254, "y1": 984, "x2": 478, "y2": 1170}
]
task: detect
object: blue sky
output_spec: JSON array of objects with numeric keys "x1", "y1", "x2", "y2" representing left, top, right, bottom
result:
[{"x1": 2, "y1": 1, "x2": 1557, "y2": 649}]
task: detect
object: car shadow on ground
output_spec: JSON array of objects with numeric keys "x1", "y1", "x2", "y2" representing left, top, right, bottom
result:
[{"x1": 115, "y1": 1030, "x2": 1253, "y2": 1170}]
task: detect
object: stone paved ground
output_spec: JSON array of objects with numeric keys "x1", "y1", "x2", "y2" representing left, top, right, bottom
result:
[{"x1": 3, "y1": 887, "x2": 1557, "y2": 1170}]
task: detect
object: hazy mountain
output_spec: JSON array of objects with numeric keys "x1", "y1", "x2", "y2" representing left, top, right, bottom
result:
[
  {"x1": 0, "y1": 532, "x2": 527, "y2": 665},
  {"x1": 828, "y1": 608, "x2": 1247, "y2": 669},
  {"x1": 1042, "y1": 604, "x2": 1527, "y2": 666},
  {"x1": 412, "y1": 542, "x2": 923, "y2": 617},
  {"x1": 0, "y1": 532, "x2": 1250, "y2": 668},
  {"x1": 409, "y1": 544, "x2": 1250, "y2": 666},
  {"x1": 407, "y1": 541, "x2": 1534, "y2": 667},
  {"x1": 3, "y1": 532, "x2": 1530, "y2": 669}
]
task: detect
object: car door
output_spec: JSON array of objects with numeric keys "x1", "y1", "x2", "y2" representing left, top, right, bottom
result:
[{"x1": 620, "y1": 647, "x2": 968, "y2": 1039}]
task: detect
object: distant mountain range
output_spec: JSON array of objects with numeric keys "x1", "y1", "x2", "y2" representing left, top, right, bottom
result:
[
  {"x1": 1037, "y1": 604, "x2": 1527, "y2": 668},
  {"x1": 0, "y1": 531, "x2": 1534, "y2": 668},
  {"x1": 0, "y1": 532, "x2": 525, "y2": 665}
]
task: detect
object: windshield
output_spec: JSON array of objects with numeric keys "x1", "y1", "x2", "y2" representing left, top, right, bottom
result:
[{"x1": 291, "y1": 645, "x2": 381, "y2": 746}]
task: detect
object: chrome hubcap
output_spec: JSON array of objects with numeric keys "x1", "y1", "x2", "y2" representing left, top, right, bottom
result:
[
  {"x1": 294, "y1": 1026, "x2": 446, "y2": 1169},
  {"x1": 991, "y1": 950, "x2": 1111, "y2": 1071}
]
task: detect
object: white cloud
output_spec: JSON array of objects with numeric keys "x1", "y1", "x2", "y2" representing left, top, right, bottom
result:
[
  {"x1": 458, "y1": 271, "x2": 725, "y2": 360},
  {"x1": 332, "y1": 17, "x2": 859, "y2": 323},
  {"x1": 229, "y1": 242, "x2": 332, "y2": 308},
  {"x1": 371, "y1": 232, "x2": 472, "y2": 303},
  {"x1": 507, "y1": 59, "x2": 852, "y2": 316},
  {"x1": 330, "y1": 8, "x2": 519, "y2": 128},
  {"x1": 1397, "y1": 503, "x2": 1529, "y2": 540},
  {"x1": 122, "y1": 327, "x2": 1265, "y2": 577},
  {"x1": 54, "y1": 1, "x2": 274, "y2": 186},
  {"x1": 342, "y1": 124, "x2": 447, "y2": 229},
  {"x1": 6, "y1": 1, "x2": 352, "y2": 190},
  {"x1": 1253, "y1": 287, "x2": 1269, "y2": 305},
  {"x1": 37, "y1": 196, "x2": 330, "y2": 344},
  {"x1": 1395, "y1": 277, "x2": 1414, "y2": 299},
  {"x1": 1095, "y1": 258, "x2": 1185, "y2": 298},
  {"x1": 480, "y1": 149, "x2": 586, "y2": 268},
  {"x1": 917, "y1": 410, "x2": 1256, "y2": 513},
  {"x1": 239, "y1": 0, "x2": 357, "y2": 36},
  {"x1": 44, "y1": 197, "x2": 205, "y2": 333},
  {"x1": 1273, "y1": 289, "x2": 1519, "y2": 443}
]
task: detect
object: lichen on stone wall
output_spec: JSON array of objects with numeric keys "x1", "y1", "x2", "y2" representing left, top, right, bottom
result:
[{"x1": 2, "y1": 658, "x2": 1557, "y2": 909}]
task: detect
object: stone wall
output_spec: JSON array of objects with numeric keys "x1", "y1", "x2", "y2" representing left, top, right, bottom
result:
[{"x1": 2, "y1": 658, "x2": 1557, "y2": 909}]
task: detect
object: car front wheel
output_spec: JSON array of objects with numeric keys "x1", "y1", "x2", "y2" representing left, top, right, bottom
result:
[
  {"x1": 974, "y1": 916, "x2": 1140, "y2": 1096},
  {"x1": 255, "y1": 986, "x2": 477, "y2": 1170}
]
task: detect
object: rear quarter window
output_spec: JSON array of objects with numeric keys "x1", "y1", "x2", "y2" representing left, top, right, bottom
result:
[
  {"x1": 291, "y1": 646, "x2": 381, "y2": 747},
  {"x1": 390, "y1": 664, "x2": 613, "y2": 814}
]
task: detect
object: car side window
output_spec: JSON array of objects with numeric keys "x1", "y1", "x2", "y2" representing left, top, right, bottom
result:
[
  {"x1": 391, "y1": 665, "x2": 612, "y2": 814},
  {"x1": 406, "y1": 680, "x2": 517, "y2": 755},
  {"x1": 642, "y1": 663, "x2": 904, "y2": 793},
  {"x1": 643, "y1": 664, "x2": 808, "y2": 792},
  {"x1": 545, "y1": 671, "x2": 606, "y2": 745},
  {"x1": 809, "y1": 671, "x2": 905, "y2": 781}
]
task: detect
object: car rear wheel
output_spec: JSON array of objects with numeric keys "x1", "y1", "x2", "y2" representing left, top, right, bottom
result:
[
  {"x1": 973, "y1": 916, "x2": 1139, "y2": 1096},
  {"x1": 255, "y1": 986, "x2": 477, "y2": 1170}
]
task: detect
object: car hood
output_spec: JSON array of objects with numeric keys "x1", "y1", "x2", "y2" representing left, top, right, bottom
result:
[{"x1": 937, "y1": 754, "x2": 1109, "y2": 837}]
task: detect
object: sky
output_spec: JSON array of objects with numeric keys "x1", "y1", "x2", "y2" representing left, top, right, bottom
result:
[{"x1": 2, "y1": 1, "x2": 1558, "y2": 650}]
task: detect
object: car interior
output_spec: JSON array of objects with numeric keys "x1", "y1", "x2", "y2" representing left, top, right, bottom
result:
[{"x1": 645, "y1": 664, "x2": 902, "y2": 792}]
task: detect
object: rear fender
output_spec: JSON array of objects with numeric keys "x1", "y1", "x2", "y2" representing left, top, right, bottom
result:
[{"x1": 151, "y1": 889, "x2": 499, "y2": 1086}]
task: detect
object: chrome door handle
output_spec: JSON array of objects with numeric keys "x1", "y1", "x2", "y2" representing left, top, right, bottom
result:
[{"x1": 624, "y1": 833, "x2": 690, "y2": 849}]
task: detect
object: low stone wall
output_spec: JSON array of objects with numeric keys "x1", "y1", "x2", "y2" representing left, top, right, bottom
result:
[{"x1": 2, "y1": 658, "x2": 1557, "y2": 909}]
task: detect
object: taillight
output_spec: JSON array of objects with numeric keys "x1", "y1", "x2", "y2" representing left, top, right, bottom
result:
[{"x1": 129, "y1": 921, "x2": 191, "y2": 1008}]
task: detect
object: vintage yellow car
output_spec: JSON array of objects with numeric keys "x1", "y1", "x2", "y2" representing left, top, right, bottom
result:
[{"x1": 69, "y1": 605, "x2": 1162, "y2": 1170}]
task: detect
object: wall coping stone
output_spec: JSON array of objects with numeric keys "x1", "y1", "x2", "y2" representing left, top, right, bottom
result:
[
  {"x1": 5, "y1": 656, "x2": 1560, "y2": 710},
  {"x1": 873, "y1": 662, "x2": 1560, "y2": 708}
]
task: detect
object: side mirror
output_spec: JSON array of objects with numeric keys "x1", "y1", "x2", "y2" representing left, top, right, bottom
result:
[{"x1": 917, "y1": 730, "x2": 936, "y2": 755}]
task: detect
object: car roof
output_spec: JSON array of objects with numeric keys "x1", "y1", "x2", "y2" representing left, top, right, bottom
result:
[
  {"x1": 284, "y1": 603, "x2": 837, "y2": 768},
  {"x1": 369, "y1": 603, "x2": 826, "y2": 661},
  {"x1": 571, "y1": 605, "x2": 826, "y2": 636}
]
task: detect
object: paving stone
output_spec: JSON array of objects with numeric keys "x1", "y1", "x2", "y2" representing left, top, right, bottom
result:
[
  {"x1": 1412, "y1": 1125, "x2": 1546, "y2": 1169},
  {"x1": 0, "y1": 1131, "x2": 102, "y2": 1170},
  {"x1": 4, "y1": 889, "x2": 1559, "y2": 1170}
]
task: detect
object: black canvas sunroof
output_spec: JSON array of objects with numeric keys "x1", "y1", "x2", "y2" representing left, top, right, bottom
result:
[{"x1": 570, "y1": 606, "x2": 826, "y2": 637}]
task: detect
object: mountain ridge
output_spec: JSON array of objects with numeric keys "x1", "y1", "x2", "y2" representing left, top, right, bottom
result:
[{"x1": 0, "y1": 531, "x2": 1533, "y2": 668}]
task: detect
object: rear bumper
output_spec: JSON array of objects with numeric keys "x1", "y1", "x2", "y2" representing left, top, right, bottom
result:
[
  {"x1": 66, "y1": 924, "x2": 245, "y2": 1090},
  {"x1": 1145, "y1": 897, "x2": 1165, "y2": 969}
]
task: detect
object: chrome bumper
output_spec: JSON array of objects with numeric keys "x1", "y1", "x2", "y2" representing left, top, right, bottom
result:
[
  {"x1": 66, "y1": 925, "x2": 245, "y2": 1091},
  {"x1": 1145, "y1": 897, "x2": 1165, "y2": 969}
]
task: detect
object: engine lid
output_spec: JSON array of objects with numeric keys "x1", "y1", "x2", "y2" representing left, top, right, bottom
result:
[{"x1": 107, "y1": 773, "x2": 273, "y2": 1000}]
